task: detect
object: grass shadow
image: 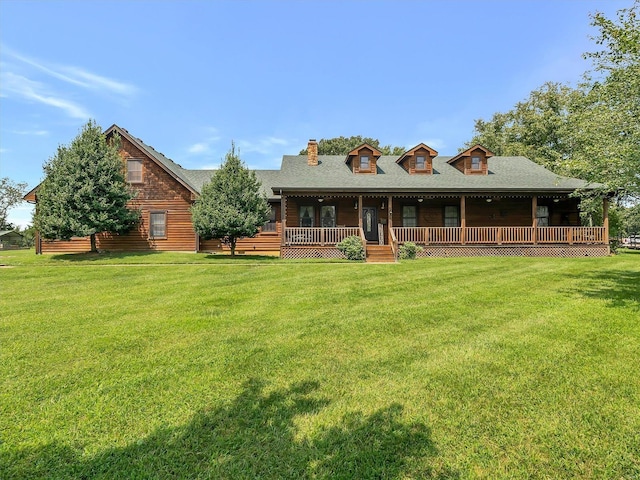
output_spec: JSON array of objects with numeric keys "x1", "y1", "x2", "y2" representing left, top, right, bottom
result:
[
  {"x1": 561, "y1": 266, "x2": 640, "y2": 310},
  {"x1": 49, "y1": 251, "x2": 169, "y2": 262},
  {"x1": 4, "y1": 379, "x2": 455, "y2": 479}
]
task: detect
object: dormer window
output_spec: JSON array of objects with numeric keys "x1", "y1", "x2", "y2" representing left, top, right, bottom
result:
[
  {"x1": 346, "y1": 144, "x2": 381, "y2": 174},
  {"x1": 396, "y1": 144, "x2": 438, "y2": 175},
  {"x1": 447, "y1": 144, "x2": 493, "y2": 175}
]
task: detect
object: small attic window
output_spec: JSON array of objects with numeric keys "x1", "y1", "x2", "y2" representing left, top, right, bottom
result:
[
  {"x1": 416, "y1": 156, "x2": 426, "y2": 170},
  {"x1": 360, "y1": 156, "x2": 370, "y2": 170},
  {"x1": 127, "y1": 159, "x2": 143, "y2": 183},
  {"x1": 471, "y1": 156, "x2": 481, "y2": 170}
]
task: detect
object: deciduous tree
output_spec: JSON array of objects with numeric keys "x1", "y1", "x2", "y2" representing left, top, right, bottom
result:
[
  {"x1": 0, "y1": 177, "x2": 28, "y2": 230},
  {"x1": 33, "y1": 120, "x2": 139, "y2": 252},
  {"x1": 191, "y1": 143, "x2": 270, "y2": 257},
  {"x1": 300, "y1": 136, "x2": 405, "y2": 156}
]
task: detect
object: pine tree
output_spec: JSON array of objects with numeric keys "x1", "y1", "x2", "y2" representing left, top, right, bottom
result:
[
  {"x1": 191, "y1": 143, "x2": 270, "y2": 256},
  {"x1": 33, "y1": 120, "x2": 139, "y2": 252}
]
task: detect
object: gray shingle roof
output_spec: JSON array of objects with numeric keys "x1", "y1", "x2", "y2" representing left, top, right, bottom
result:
[
  {"x1": 271, "y1": 155, "x2": 594, "y2": 193},
  {"x1": 108, "y1": 125, "x2": 597, "y2": 199}
]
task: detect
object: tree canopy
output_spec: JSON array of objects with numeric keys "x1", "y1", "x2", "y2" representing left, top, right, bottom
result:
[
  {"x1": 191, "y1": 143, "x2": 270, "y2": 256},
  {"x1": 468, "y1": 1, "x2": 639, "y2": 212},
  {"x1": 0, "y1": 177, "x2": 28, "y2": 230},
  {"x1": 300, "y1": 136, "x2": 405, "y2": 156},
  {"x1": 33, "y1": 120, "x2": 139, "y2": 252}
]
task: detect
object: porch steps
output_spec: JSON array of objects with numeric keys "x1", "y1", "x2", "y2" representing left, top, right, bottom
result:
[{"x1": 366, "y1": 245, "x2": 396, "y2": 263}]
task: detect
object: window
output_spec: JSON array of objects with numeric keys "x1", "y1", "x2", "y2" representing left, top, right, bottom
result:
[
  {"x1": 536, "y1": 206, "x2": 549, "y2": 227},
  {"x1": 299, "y1": 205, "x2": 314, "y2": 227},
  {"x1": 402, "y1": 206, "x2": 417, "y2": 227},
  {"x1": 320, "y1": 205, "x2": 336, "y2": 227},
  {"x1": 444, "y1": 206, "x2": 459, "y2": 227},
  {"x1": 127, "y1": 159, "x2": 143, "y2": 183},
  {"x1": 262, "y1": 205, "x2": 277, "y2": 232},
  {"x1": 359, "y1": 156, "x2": 370, "y2": 170},
  {"x1": 471, "y1": 156, "x2": 481, "y2": 170},
  {"x1": 149, "y1": 211, "x2": 166, "y2": 238},
  {"x1": 415, "y1": 156, "x2": 426, "y2": 170}
]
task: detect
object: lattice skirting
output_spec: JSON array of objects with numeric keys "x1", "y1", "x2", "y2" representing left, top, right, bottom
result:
[
  {"x1": 416, "y1": 245, "x2": 610, "y2": 257},
  {"x1": 281, "y1": 247, "x2": 347, "y2": 259}
]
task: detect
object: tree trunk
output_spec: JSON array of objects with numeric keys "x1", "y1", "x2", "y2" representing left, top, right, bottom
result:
[
  {"x1": 230, "y1": 237, "x2": 236, "y2": 257},
  {"x1": 90, "y1": 233, "x2": 97, "y2": 253}
]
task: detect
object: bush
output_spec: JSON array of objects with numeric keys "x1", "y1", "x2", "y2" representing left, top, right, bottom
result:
[
  {"x1": 399, "y1": 242, "x2": 423, "y2": 260},
  {"x1": 336, "y1": 235, "x2": 365, "y2": 261}
]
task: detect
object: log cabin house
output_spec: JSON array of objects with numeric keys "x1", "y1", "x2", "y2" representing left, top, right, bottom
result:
[{"x1": 25, "y1": 125, "x2": 611, "y2": 260}]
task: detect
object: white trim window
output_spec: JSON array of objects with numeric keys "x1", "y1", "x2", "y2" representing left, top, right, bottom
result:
[
  {"x1": 471, "y1": 156, "x2": 481, "y2": 170},
  {"x1": 415, "y1": 156, "x2": 426, "y2": 170},
  {"x1": 359, "y1": 155, "x2": 370, "y2": 170}
]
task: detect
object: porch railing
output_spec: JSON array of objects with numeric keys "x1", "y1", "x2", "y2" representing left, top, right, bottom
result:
[
  {"x1": 537, "y1": 226, "x2": 605, "y2": 244},
  {"x1": 392, "y1": 226, "x2": 606, "y2": 245},
  {"x1": 284, "y1": 227, "x2": 360, "y2": 246},
  {"x1": 283, "y1": 226, "x2": 606, "y2": 246}
]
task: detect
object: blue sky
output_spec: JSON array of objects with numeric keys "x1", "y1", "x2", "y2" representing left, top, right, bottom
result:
[{"x1": 0, "y1": 0, "x2": 630, "y2": 227}]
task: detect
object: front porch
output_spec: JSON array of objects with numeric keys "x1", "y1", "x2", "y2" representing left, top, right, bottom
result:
[{"x1": 277, "y1": 194, "x2": 610, "y2": 259}]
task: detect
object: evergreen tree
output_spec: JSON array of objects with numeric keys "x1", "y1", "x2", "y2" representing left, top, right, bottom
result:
[
  {"x1": 33, "y1": 120, "x2": 139, "y2": 252},
  {"x1": 191, "y1": 143, "x2": 270, "y2": 257}
]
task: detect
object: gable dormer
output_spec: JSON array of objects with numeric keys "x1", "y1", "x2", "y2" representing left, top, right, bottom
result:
[
  {"x1": 346, "y1": 143, "x2": 382, "y2": 174},
  {"x1": 396, "y1": 143, "x2": 438, "y2": 174},
  {"x1": 447, "y1": 144, "x2": 493, "y2": 175}
]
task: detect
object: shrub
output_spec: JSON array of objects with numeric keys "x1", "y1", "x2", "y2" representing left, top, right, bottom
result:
[
  {"x1": 399, "y1": 242, "x2": 423, "y2": 260},
  {"x1": 336, "y1": 235, "x2": 365, "y2": 261}
]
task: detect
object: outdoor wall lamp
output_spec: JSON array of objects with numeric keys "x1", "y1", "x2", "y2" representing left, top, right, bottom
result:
[
  {"x1": 381, "y1": 201, "x2": 385, "y2": 210},
  {"x1": 354, "y1": 201, "x2": 358, "y2": 210}
]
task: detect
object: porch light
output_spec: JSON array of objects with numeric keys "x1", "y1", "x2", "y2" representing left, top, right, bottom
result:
[
  {"x1": 418, "y1": 198, "x2": 424, "y2": 203},
  {"x1": 553, "y1": 198, "x2": 560, "y2": 203},
  {"x1": 486, "y1": 198, "x2": 492, "y2": 203},
  {"x1": 318, "y1": 198, "x2": 324, "y2": 202},
  {"x1": 381, "y1": 201, "x2": 385, "y2": 210},
  {"x1": 354, "y1": 201, "x2": 358, "y2": 210}
]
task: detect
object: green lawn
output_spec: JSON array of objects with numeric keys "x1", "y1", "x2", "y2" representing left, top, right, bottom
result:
[{"x1": 1, "y1": 249, "x2": 639, "y2": 479}]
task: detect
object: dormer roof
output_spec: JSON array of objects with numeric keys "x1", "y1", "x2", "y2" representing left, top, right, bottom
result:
[
  {"x1": 396, "y1": 143, "x2": 439, "y2": 164},
  {"x1": 447, "y1": 144, "x2": 494, "y2": 164},
  {"x1": 345, "y1": 143, "x2": 382, "y2": 164}
]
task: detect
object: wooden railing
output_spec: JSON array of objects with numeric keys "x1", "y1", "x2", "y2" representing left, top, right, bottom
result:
[
  {"x1": 389, "y1": 226, "x2": 398, "y2": 260},
  {"x1": 284, "y1": 227, "x2": 360, "y2": 246},
  {"x1": 359, "y1": 227, "x2": 367, "y2": 258},
  {"x1": 394, "y1": 227, "x2": 462, "y2": 244},
  {"x1": 393, "y1": 226, "x2": 606, "y2": 245},
  {"x1": 537, "y1": 227, "x2": 605, "y2": 244}
]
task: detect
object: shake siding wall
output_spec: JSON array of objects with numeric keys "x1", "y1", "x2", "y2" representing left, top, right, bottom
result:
[{"x1": 40, "y1": 137, "x2": 197, "y2": 253}]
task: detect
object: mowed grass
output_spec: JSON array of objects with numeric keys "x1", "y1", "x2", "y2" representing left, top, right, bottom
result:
[{"x1": 1, "y1": 250, "x2": 639, "y2": 479}]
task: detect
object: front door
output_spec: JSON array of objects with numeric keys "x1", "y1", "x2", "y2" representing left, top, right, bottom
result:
[{"x1": 362, "y1": 207, "x2": 378, "y2": 242}]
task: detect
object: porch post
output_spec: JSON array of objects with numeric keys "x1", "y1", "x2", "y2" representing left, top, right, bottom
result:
[
  {"x1": 358, "y1": 195, "x2": 363, "y2": 230},
  {"x1": 603, "y1": 196, "x2": 609, "y2": 245},
  {"x1": 280, "y1": 194, "x2": 287, "y2": 246},
  {"x1": 460, "y1": 195, "x2": 466, "y2": 245},
  {"x1": 387, "y1": 195, "x2": 393, "y2": 230},
  {"x1": 532, "y1": 196, "x2": 538, "y2": 244}
]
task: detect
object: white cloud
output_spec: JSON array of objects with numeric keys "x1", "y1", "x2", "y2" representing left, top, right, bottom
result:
[
  {"x1": 186, "y1": 127, "x2": 222, "y2": 156},
  {"x1": 188, "y1": 142, "x2": 210, "y2": 154},
  {"x1": 4, "y1": 46, "x2": 137, "y2": 96},
  {"x1": 0, "y1": 72, "x2": 90, "y2": 119},
  {"x1": 12, "y1": 129, "x2": 49, "y2": 136},
  {"x1": 6, "y1": 204, "x2": 34, "y2": 229},
  {"x1": 236, "y1": 136, "x2": 290, "y2": 155}
]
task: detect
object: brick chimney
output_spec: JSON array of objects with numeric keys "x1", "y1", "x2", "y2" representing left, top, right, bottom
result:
[{"x1": 307, "y1": 139, "x2": 318, "y2": 166}]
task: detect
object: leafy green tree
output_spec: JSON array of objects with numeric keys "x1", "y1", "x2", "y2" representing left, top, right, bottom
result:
[
  {"x1": 191, "y1": 143, "x2": 270, "y2": 257},
  {"x1": 468, "y1": 2, "x2": 639, "y2": 222},
  {"x1": 33, "y1": 120, "x2": 139, "y2": 253},
  {"x1": 0, "y1": 177, "x2": 28, "y2": 230},
  {"x1": 300, "y1": 136, "x2": 405, "y2": 156}
]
